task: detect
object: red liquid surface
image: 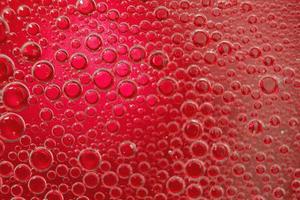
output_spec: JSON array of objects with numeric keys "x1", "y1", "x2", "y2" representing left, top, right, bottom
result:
[{"x1": 0, "y1": 0, "x2": 299, "y2": 199}]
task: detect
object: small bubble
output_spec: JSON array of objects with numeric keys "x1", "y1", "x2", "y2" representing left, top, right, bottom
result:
[
  {"x1": 32, "y1": 61, "x2": 54, "y2": 81},
  {"x1": 93, "y1": 69, "x2": 114, "y2": 90},
  {"x1": 118, "y1": 80, "x2": 137, "y2": 99},
  {"x1": 78, "y1": 148, "x2": 101, "y2": 171},
  {"x1": 70, "y1": 53, "x2": 88, "y2": 70},
  {"x1": 63, "y1": 80, "x2": 82, "y2": 99},
  {"x1": 21, "y1": 42, "x2": 42, "y2": 61},
  {"x1": 76, "y1": 0, "x2": 96, "y2": 15},
  {"x1": 28, "y1": 175, "x2": 46, "y2": 194},
  {"x1": 29, "y1": 147, "x2": 53, "y2": 172},
  {"x1": 0, "y1": 113, "x2": 25, "y2": 142},
  {"x1": 3, "y1": 82, "x2": 29, "y2": 110}
]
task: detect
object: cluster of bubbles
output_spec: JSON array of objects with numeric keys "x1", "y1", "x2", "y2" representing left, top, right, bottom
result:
[{"x1": 0, "y1": 0, "x2": 299, "y2": 199}]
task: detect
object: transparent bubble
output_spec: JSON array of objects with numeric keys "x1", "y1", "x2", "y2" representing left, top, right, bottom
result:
[
  {"x1": 28, "y1": 175, "x2": 46, "y2": 194},
  {"x1": 0, "y1": 54, "x2": 14, "y2": 84},
  {"x1": 63, "y1": 80, "x2": 82, "y2": 99},
  {"x1": 32, "y1": 60, "x2": 55, "y2": 82},
  {"x1": 78, "y1": 148, "x2": 101, "y2": 171},
  {"x1": 21, "y1": 42, "x2": 42, "y2": 61},
  {"x1": 93, "y1": 69, "x2": 114, "y2": 90},
  {"x1": 3, "y1": 82, "x2": 29, "y2": 110},
  {"x1": 0, "y1": 113, "x2": 25, "y2": 142},
  {"x1": 29, "y1": 147, "x2": 53, "y2": 172}
]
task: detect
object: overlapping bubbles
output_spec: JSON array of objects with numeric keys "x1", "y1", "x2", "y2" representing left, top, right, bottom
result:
[{"x1": 0, "y1": 0, "x2": 299, "y2": 199}]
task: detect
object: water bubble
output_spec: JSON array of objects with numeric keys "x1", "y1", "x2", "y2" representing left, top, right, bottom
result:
[
  {"x1": 192, "y1": 30, "x2": 209, "y2": 47},
  {"x1": 56, "y1": 16, "x2": 70, "y2": 30},
  {"x1": 29, "y1": 147, "x2": 53, "y2": 172},
  {"x1": 157, "y1": 77, "x2": 177, "y2": 96},
  {"x1": 183, "y1": 120, "x2": 203, "y2": 140},
  {"x1": 0, "y1": 161, "x2": 13, "y2": 177},
  {"x1": 0, "y1": 113, "x2": 25, "y2": 142},
  {"x1": 114, "y1": 61, "x2": 131, "y2": 77},
  {"x1": 154, "y1": 6, "x2": 169, "y2": 20},
  {"x1": 21, "y1": 42, "x2": 42, "y2": 61},
  {"x1": 259, "y1": 76, "x2": 279, "y2": 94},
  {"x1": 248, "y1": 119, "x2": 264, "y2": 135},
  {"x1": 211, "y1": 142, "x2": 230, "y2": 161},
  {"x1": 166, "y1": 176, "x2": 185, "y2": 195},
  {"x1": 3, "y1": 82, "x2": 29, "y2": 110},
  {"x1": 85, "y1": 33, "x2": 102, "y2": 51},
  {"x1": 93, "y1": 69, "x2": 114, "y2": 90},
  {"x1": 118, "y1": 80, "x2": 137, "y2": 99},
  {"x1": 32, "y1": 61, "x2": 55, "y2": 82},
  {"x1": 28, "y1": 175, "x2": 46, "y2": 194},
  {"x1": 63, "y1": 80, "x2": 82, "y2": 99},
  {"x1": 129, "y1": 173, "x2": 145, "y2": 189},
  {"x1": 70, "y1": 53, "x2": 88, "y2": 70},
  {"x1": 14, "y1": 164, "x2": 31, "y2": 182},
  {"x1": 83, "y1": 172, "x2": 99, "y2": 189},
  {"x1": 102, "y1": 48, "x2": 117, "y2": 63},
  {"x1": 119, "y1": 140, "x2": 137, "y2": 158},
  {"x1": 45, "y1": 84, "x2": 61, "y2": 101},
  {"x1": 149, "y1": 51, "x2": 169, "y2": 70},
  {"x1": 45, "y1": 190, "x2": 64, "y2": 200},
  {"x1": 129, "y1": 46, "x2": 145, "y2": 62},
  {"x1": 78, "y1": 148, "x2": 101, "y2": 171},
  {"x1": 117, "y1": 163, "x2": 132, "y2": 179},
  {"x1": 102, "y1": 171, "x2": 118, "y2": 188},
  {"x1": 76, "y1": 0, "x2": 96, "y2": 15},
  {"x1": 185, "y1": 159, "x2": 205, "y2": 179}
]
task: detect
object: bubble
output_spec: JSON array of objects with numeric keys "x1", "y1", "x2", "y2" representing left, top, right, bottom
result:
[
  {"x1": 192, "y1": 30, "x2": 209, "y2": 47},
  {"x1": 70, "y1": 53, "x2": 88, "y2": 70},
  {"x1": 204, "y1": 51, "x2": 217, "y2": 64},
  {"x1": 119, "y1": 140, "x2": 137, "y2": 158},
  {"x1": 129, "y1": 46, "x2": 145, "y2": 62},
  {"x1": 85, "y1": 33, "x2": 102, "y2": 51},
  {"x1": 166, "y1": 176, "x2": 185, "y2": 195},
  {"x1": 0, "y1": 113, "x2": 25, "y2": 142},
  {"x1": 0, "y1": 161, "x2": 13, "y2": 177},
  {"x1": 28, "y1": 175, "x2": 46, "y2": 194},
  {"x1": 45, "y1": 84, "x2": 61, "y2": 100},
  {"x1": 2, "y1": 82, "x2": 29, "y2": 110},
  {"x1": 0, "y1": 17, "x2": 9, "y2": 42},
  {"x1": 129, "y1": 173, "x2": 145, "y2": 189},
  {"x1": 154, "y1": 6, "x2": 169, "y2": 20},
  {"x1": 102, "y1": 48, "x2": 117, "y2": 63},
  {"x1": 259, "y1": 76, "x2": 279, "y2": 94},
  {"x1": 183, "y1": 120, "x2": 203, "y2": 140},
  {"x1": 55, "y1": 49, "x2": 69, "y2": 62},
  {"x1": 83, "y1": 172, "x2": 99, "y2": 189},
  {"x1": 29, "y1": 147, "x2": 53, "y2": 172},
  {"x1": 211, "y1": 142, "x2": 230, "y2": 161},
  {"x1": 78, "y1": 148, "x2": 101, "y2": 171},
  {"x1": 93, "y1": 69, "x2": 114, "y2": 90},
  {"x1": 194, "y1": 15, "x2": 207, "y2": 27},
  {"x1": 149, "y1": 51, "x2": 169, "y2": 70},
  {"x1": 102, "y1": 171, "x2": 118, "y2": 188},
  {"x1": 117, "y1": 163, "x2": 132, "y2": 179},
  {"x1": 56, "y1": 16, "x2": 70, "y2": 30},
  {"x1": 158, "y1": 77, "x2": 177, "y2": 96},
  {"x1": 63, "y1": 80, "x2": 82, "y2": 99},
  {"x1": 21, "y1": 42, "x2": 42, "y2": 61},
  {"x1": 61, "y1": 133, "x2": 75, "y2": 147},
  {"x1": 118, "y1": 80, "x2": 137, "y2": 98},
  {"x1": 190, "y1": 140, "x2": 208, "y2": 157},
  {"x1": 45, "y1": 190, "x2": 64, "y2": 200},
  {"x1": 186, "y1": 183, "x2": 202, "y2": 199},
  {"x1": 0, "y1": 54, "x2": 14, "y2": 84},
  {"x1": 26, "y1": 23, "x2": 40, "y2": 35},
  {"x1": 185, "y1": 159, "x2": 205, "y2": 179},
  {"x1": 249, "y1": 47, "x2": 262, "y2": 58},
  {"x1": 248, "y1": 119, "x2": 264, "y2": 135},
  {"x1": 114, "y1": 61, "x2": 131, "y2": 77},
  {"x1": 181, "y1": 101, "x2": 198, "y2": 117},
  {"x1": 84, "y1": 89, "x2": 99, "y2": 104},
  {"x1": 195, "y1": 78, "x2": 211, "y2": 94},
  {"x1": 32, "y1": 61, "x2": 55, "y2": 82},
  {"x1": 76, "y1": 0, "x2": 96, "y2": 15},
  {"x1": 14, "y1": 164, "x2": 31, "y2": 182},
  {"x1": 11, "y1": 184, "x2": 23, "y2": 197},
  {"x1": 217, "y1": 41, "x2": 232, "y2": 55},
  {"x1": 210, "y1": 185, "x2": 224, "y2": 198}
]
